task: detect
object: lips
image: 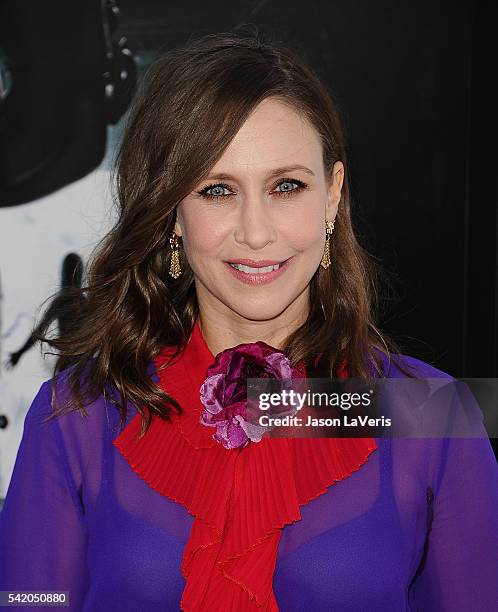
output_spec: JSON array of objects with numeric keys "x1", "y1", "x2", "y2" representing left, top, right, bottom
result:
[
  {"x1": 224, "y1": 256, "x2": 293, "y2": 285},
  {"x1": 225, "y1": 258, "x2": 289, "y2": 268},
  {"x1": 229, "y1": 262, "x2": 281, "y2": 273}
]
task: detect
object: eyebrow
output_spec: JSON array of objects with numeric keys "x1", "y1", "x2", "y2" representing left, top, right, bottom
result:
[{"x1": 203, "y1": 164, "x2": 316, "y2": 182}]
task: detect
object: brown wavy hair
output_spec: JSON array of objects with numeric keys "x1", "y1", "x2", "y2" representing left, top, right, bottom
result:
[{"x1": 35, "y1": 28, "x2": 416, "y2": 436}]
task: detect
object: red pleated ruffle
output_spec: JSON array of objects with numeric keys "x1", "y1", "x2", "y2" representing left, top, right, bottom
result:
[{"x1": 112, "y1": 320, "x2": 378, "y2": 611}]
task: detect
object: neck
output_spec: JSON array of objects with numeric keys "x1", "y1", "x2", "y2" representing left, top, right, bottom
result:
[{"x1": 197, "y1": 310, "x2": 308, "y2": 356}]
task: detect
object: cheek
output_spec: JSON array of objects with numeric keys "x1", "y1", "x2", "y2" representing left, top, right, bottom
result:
[
  {"x1": 281, "y1": 213, "x2": 324, "y2": 251},
  {"x1": 180, "y1": 211, "x2": 228, "y2": 258}
]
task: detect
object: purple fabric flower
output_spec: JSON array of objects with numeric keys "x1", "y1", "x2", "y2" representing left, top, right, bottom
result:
[{"x1": 199, "y1": 341, "x2": 305, "y2": 449}]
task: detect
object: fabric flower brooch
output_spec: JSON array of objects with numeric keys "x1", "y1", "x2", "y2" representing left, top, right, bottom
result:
[{"x1": 199, "y1": 340, "x2": 306, "y2": 449}]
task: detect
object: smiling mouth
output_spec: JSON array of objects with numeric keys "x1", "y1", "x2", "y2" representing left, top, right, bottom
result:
[
  {"x1": 228, "y1": 262, "x2": 284, "y2": 274},
  {"x1": 224, "y1": 256, "x2": 293, "y2": 285},
  {"x1": 225, "y1": 257, "x2": 291, "y2": 274}
]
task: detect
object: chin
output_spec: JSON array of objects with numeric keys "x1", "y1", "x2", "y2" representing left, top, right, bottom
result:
[{"x1": 225, "y1": 300, "x2": 291, "y2": 323}]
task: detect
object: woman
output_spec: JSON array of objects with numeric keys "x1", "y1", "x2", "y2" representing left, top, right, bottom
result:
[{"x1": 0, "y1": 30, "x2": 497, "y2": 611}]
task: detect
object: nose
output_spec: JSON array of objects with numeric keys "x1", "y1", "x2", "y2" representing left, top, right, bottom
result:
[{"x1": 233, "y1": 196, "x2": 277, "y2": 250}]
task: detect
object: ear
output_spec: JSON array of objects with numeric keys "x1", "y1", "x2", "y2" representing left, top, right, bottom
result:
[
  {"x1": 173, "y1": 211, "x2": 183, "y2": 237},
  {"x1": 325, "y1": 161, "x2": 344, "y2": 222}
]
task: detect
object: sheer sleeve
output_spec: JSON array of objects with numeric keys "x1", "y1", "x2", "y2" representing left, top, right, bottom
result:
[
  {"x1": 0, "y1": 381, "x2": 88, "y2": 611},
  {"x1": 408, "y1": 388, "x2": 498, "y2": 611}
]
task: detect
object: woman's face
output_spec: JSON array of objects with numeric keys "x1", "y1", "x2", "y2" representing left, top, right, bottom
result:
[{"x1": 175, "y1": 97, "x2": 344, "y2": 324}]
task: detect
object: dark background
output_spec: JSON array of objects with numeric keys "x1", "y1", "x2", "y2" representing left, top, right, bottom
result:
[{"x1": 1, "y1": 1, "x2": 496, "y2": 442}]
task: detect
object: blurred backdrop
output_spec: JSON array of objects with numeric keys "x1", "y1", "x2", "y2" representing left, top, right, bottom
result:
[{"x1": 0, "y1": 0, "x2": 496, "y2": 500}]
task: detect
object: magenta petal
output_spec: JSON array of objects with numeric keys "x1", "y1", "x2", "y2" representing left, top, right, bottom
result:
[
  {"x1": 226, "y1": 419, "x2": 249, "y2": 448},
  {"x1": 200, "y1": 373, "x2": 225, "y2": 414},
  {"x1": 212, "y1": 421, "x2": 230, "y2": 447},
  {"x1": 199, "y1": 411, "x2": 215, "y2": 427},
  {"x1": 212, "y1": 418, "x2": 248, "y2": 449},
  {"x1": 200, "y1": 339, "x2": 302, "y2": 449}
]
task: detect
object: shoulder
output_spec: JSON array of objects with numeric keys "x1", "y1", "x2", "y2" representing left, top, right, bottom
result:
[
  {"x1": 29, "y1": 356, "x2": 159, "y2": 432},
  {"x1": 373, "y1": 351, "x2": 491, "y2": 438},
  {"x1": 25, "y1": 361, "x2": 123, "y2": 441},
  {"x1": 373, "y1": 349, "x2": 455, "y2": 380}
]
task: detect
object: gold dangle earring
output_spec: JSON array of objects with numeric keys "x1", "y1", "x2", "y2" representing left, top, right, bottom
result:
[
  {"x1": 320, "y1": 219, "x2": 335, "y2": 269},
  {"x1": 169, "y1": 231, "x2": 182, "y2": 278}
]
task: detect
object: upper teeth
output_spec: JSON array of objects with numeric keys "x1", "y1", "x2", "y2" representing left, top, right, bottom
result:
[{"x1": 230, "y1": 263, "x2": 281, "y2": 273}]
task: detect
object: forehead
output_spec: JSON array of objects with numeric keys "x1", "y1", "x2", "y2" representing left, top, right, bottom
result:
[{"x1": 212, "y1": 97, "x2": 323, "y2": 174}]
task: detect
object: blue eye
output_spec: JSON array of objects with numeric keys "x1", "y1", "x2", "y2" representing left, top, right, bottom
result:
[
  {"x1": 274, "y1": 178, "x2": 308, "y2": 198},
  {"x1": 275, "y1": 180, "x2": 300, "y2": 193},
  {"x1": 204, "y1": 184, "x2": 231, "y2": 198},
  {"x1": 197, "y1": 182, "x2": 233, "y2": 200}
]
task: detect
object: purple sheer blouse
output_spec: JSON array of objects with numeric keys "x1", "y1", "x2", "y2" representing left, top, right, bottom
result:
[{"x1": 0, "y1": 352, "x2": 497, "y2": 611}]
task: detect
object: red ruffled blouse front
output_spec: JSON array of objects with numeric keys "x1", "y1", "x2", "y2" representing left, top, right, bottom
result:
[{"x1": 113, "y1": 320, "x2": 378, "y2": 611}]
